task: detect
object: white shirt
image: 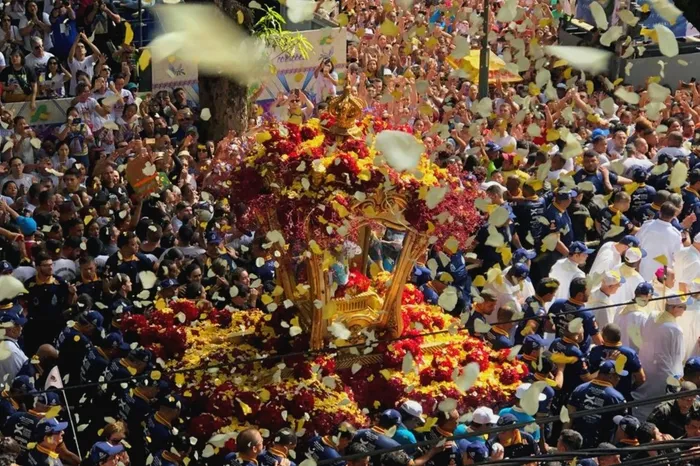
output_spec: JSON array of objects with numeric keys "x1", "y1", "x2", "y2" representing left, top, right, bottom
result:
[
  {"x1": 12, "y1": 265, "x2": 35, "y2": 282},
  {"x1": 0, "y1": 338, "x2": 27, "y2": 382},
  {"x1": 633, "y1": 312, "x2": 684, "y2": 420},
  {"x1": 611, "y1": 264, "x2": 645, "y2": 305},
  {"x1": 674, "y1": 245, "x2": 700, "y2": 290},
  {"x1": 588, "y1": 288, "x2": 618, "y2": 330},
  {"x1": 23, "y1": 51, "x2": 53, "y2": 76},
  {"x1": 74, "y1": 97, "x2": 103, "y2": 132},
  {"x1": 18, "y1": 13, "x2": 53, "y2": 51},
  {"x1": 483, "y1": 275, "x2": 526, "y2": 324},
  {"x1": 67, "y1": 55, "x2": 96, "y2": 96},
  {"x1": 636, "y1": 219, "x2": 683, "y2": 282},
  {"x1": 1, "y1": 173, "x2": 35, "y2": 191},
  {"x1": 105, "y1": 89, "x2": 135, "y2": 121},
  {"x1": 38, "y1": 71, "x2": 66, "y2": 98},
  {"x1": 589, "y1": 242, "x2": 622, "y2": 277},
  {"x1": 549, "y1": 257, "x2": 585, "y2": 300}
]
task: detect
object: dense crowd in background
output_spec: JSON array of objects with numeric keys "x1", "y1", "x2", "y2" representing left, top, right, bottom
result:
[{"x1": 0, "y1": 0, "x2": 694, "y2": 464}]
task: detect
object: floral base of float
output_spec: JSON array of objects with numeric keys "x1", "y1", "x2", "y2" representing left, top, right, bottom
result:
[{"x1": 121, "y1": 286, "x2": 528, "y2": 457}]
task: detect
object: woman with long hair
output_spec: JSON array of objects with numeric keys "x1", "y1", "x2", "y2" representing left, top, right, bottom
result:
[{"x1": 38, "y1": 56, "x2": 70, "y2": 98}]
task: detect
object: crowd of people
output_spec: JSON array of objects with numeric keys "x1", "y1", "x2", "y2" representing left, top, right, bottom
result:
[{"x1": 0, "y1": 0, "x2": 694, "y2": 464}]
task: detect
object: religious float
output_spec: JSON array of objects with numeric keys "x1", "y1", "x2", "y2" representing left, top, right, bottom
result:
[{"x1": 121, "y1": 88, "x2": 529, "y2": 459}]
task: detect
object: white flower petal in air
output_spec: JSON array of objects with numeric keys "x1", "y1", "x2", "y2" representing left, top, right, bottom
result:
[
  {"x1": 496, "y1": 0, "x2": 518, "y2": 23},
  {"x1": 287, "y1": 0, "x2": 317, "y2": 23},
  {"x1": 600, "y1": 26, "x2": 623, "y2": 47},
  {"x1": 648, "y1": 82, "x2": 671, "y2": 102},
  {"x1": 568, "y1": 317, "x2": 583, "y2": 334},
  {"x1": 402, "y1": 352, "x2": 415, "y2": 375},
  {"x1": 669, "y1": 161, "x2": 689, "y2": 191},
  {"x1": 375, "y1": 130, "x2": 424, "y2": 172},
  {"x1": 453, "y1": 362, "x2": 480, "y2": 393},
  {"x1": 560, "y1": 406, "x2": 571, "y2": 424},
  {"x1": 450, "y1": 35, "x2": 471, "y2": 58},
  {"x1": 655, "y1": 24, "x2": 679, "y2": 57},
  {"x1": 426, "y1": 186, "x2": 448, "y2": 209},
  {"x1": 438, "y1": 286, "x2": 459, "y2": 311},
  {"x1": 327, "y1": 322, "x2": 351, "y2": 340},
  {"x1": 544, "y1": 46, "x2": 612, "y2": 75},
  {"x1": 0, "y1": 276, "x2": 27, "y2": 302},
  {"x1": 614, "y1": 87, "x2": 640, "y2": 105},
  {"x1": 200, "y1": 108, "x2": 211, "y2": 121},
  {"x1": 651, "y1": 0, "x2": 682, "y2": 24},
  {"x1": 590, "y1": 1, "x2": 608, "y2": 29},
  {"x1": 617, "y1": 9, "x2": 639, "y2": 26},
  {"x1": 521, "y1": 381, "x2": 548, "y2": 415}
]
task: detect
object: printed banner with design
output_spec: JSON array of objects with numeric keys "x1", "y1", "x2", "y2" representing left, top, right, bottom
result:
[
  {"x1": 151, "y1": 55, "x2": 200, "y2": 103},
  {"x1": 253, "y1": 27, "x2": 347, "y2": 110}
]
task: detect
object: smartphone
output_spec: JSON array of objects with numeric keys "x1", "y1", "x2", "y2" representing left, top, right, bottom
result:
[
  {"x1": 72, "y1": 118, "x2": 82, "y2": 125},
  {"x1": 145, "y1": 138, "x2": 156, "y2": 145}
]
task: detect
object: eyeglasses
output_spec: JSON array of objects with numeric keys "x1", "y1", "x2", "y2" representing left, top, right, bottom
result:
[{"x1": 34, "y1": 45, "x2": 42, "y2": 50}]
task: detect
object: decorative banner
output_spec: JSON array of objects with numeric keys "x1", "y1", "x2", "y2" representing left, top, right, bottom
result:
[
  {"x1": 151, "y1": 54, "x2": 200, "y2": 103},
  {"x1": 254, "y1": 27, "x2": 347, "y2": 110},
  {"x1": 5, "y1": 98, "x2": 73, "y2": 127},
  {"x1": 125, "y1": 155, "x2": 160, "y2": 196}
]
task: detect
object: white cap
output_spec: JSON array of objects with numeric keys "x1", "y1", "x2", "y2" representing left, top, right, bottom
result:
[
  {"x1": 601, "y1": 270, "x2": 624, "y2": 286},
  {"x1": 399, "y1": 400, "x2": 426, "y2": 425},
  {"x1": 472, "y1": 406, "x2": 499, "y2": 425},
  {"x1": 694, "y1": 232, "x2": 700, "y2": 244},
  {"x1": 624, "y1": 247, "x2": 643, "y2": 263},
  {"x1": 480, "y1": 181, "x2": 507, "y2": 194},
  {"x1": 666, "y1": 296, "x2": 688, "y2": 307},
  {"x1": 515, "y1": 383, "x2": 547, "y2": 401}
]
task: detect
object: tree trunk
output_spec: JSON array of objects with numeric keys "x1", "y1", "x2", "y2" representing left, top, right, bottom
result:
[
  {"x1": 676, "y1": 0, "x2": 700, "y2": 33},
  {"x1": 198, "y1": 0, "x2": 252, "y2": 140}
]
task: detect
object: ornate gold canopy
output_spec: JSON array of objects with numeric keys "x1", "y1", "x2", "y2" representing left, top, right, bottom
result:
[{"x1": 325, "y1": 86, "x2": 365, "y2": 138}]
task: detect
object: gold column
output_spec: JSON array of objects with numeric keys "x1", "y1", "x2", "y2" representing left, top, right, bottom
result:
[
  {"x1": 352, "y1": 225, "x2": 372, "y2": 275},
  {"x1": 306, "y1": 253, "x2": 330, "y2": 350},
  {"x1": 379, "y1": 230, "x2": 429, "y2": 339}
]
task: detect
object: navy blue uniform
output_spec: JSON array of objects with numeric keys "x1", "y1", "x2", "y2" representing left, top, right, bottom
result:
[
  {"x1": 259, "y1": 449, "x2": 297, "y2": 466},
  {"x1": 573, "y1": 169, "x2": 618, "y2": 194},
  {"x1": 0, "y1": 395, "x2": 19, "y2": 426},
  {"x1": 104, "y1": 253, "x2": 154, "y2": 290},
  {"x1": 543, "y1": 203, "x2": 574, "y2": 247},
  {"x1": 514, "y1": 296, "x2": 547, "y2": 345},
  {"x1": 80, "y1": 346, "x2": 110, "y2": 384},
  {"x1": 465, "y1": 310, "x2": 489, "y2": 337},
  {"x1": 305, "y1": 436, "x2": 345, "y2": 466},
  {"x1": 485, "y1": 327, "x2": 513, "y2": 350},
  {"x1": 596, "y1": 206, "x2": 634, "y2": 243},
  {"x1": 224, "y1": 453, "x2": 259, "y2": 466},
  {"x1": 23, "y1": 275, "x2": 72, "y2": 357},
  {"x1": 548, "y1": 299, "x2": 599, "y2": 354},
  {"x1": 23, "y1": 445, "x2": 62, "y2": 466},
  {"x1": 143, "y1": 413, "x2": 175, "y2": 459},
  {"x1": 474, "y1": 224, "x2": 513, "y2": 274},
  {"x1": 486, "y1": 431, "x2": 539, "y2": 458},
  {"x1": 629, "y1": 184, "x2": 656, "y2": 223},
  {"x1": 549, "y1": 337, "x2": 590, "y2": 401},
  {"x1": 512, "y1": 197, "x2": 546, "y2": 249},
  {"x1": 588, "y1": 343, "x2": 642, "y2": 400},
  {"x1": 2, "y1": 410, "x2": 41, "y2": 449},
  {"x1": 419, "y1": 426, "x2": 463, "y2": 466},
  {"x1": 151, "y1": 450, "x2": 183, "y2": 466},
  {"x1": 352, "y1": 427, "x2": 400, "y2": 466},
  {"x1": 568, "y1": 380, "x2": 626, "y2": 448},
  {"x1": 55, "y1": 326, "x2": 93, "y2": 387},
  {"x1": 522, "y1": 373, "x2": 556, "y2": 417}
]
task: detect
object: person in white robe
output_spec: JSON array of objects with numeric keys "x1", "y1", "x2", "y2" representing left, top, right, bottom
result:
[
  {"x1": 611, "y1": 247, "x2": 646, "y2": 306},
  {"x1": 650, "y1": 268, "x2": 679, "y2": 314},
  {"x1": 615, "y1": 282, "x2": 654, "y2": 354},
  {"x1": 674, "y1": 233, "x2": 700, "y2": 293},
  {"x1": 635, "y1": 205, "x2": 683, "y2": 281},
  {"x1": 589, "y1": 235, "x2": 639, "y2": 277},
  {"x1": 483, "y1": 263, "x2": 530, "y2": 324},
  {"x1": 588, "y1": 270, "x2": 625, "y2": 330},
  {"x1": 633, "y1": 295, "x2": 688, "y2": 420},
  {"x1": 548, "y1": 241, "x2": 592, "y2": 300}
]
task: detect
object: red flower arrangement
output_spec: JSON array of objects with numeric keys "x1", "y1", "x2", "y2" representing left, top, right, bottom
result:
[
  {"x1": 188, "y1": 413, "x2": 226, "y2": 441},
  {"x1": 171, "y1": 299, "x2": 200, "y2": 323}
]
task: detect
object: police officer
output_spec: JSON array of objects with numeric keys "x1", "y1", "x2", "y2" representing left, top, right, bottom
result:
[
  {"x1": 514, "y1": 278, "x2": 559, "y2": 345},
  {"x1": 484, "y1": 307, "x2": 515, "y2": 350},
  {"x1": 20, "y1": 418, "x2": 68, "y2": 466},
  {"x1": 352, "y1": 409, "x2": 401, "y2": 466},
  {"x1": 511, "y1": 181, "x2": 546, "y2": 250},
  {"x1": 548, "y1": 277, "x2": 602, "y2": 354},
  {"x1": 258, "y1": 428, "x2": 297, "y2": 466},
  {"x1": 532, "y1": 188, "x2": 576, "y2": 284},
  {"x1": 595, "y1": 191, "x2": 636, "y2": 243},
  {"x1": 80, "y1": 332, "x2": 130, "y2": 385},
  {"x1": 23, "y1": 251, "x2": 77, "y2": 357},
  {"x1": 465, "y1": 292, "x2": 497, "y2": 336},
  {"x1": 55, "y1": 310, "x2": 104, "y2": 387},
  {"x1": 549, "y1": 327, "x2": 593, "y2": 408},
  {"x1": 566, "y1": 360, "x2": 627, "y2": 448},
  {"x1": 104, "y1": 231, "x2": 156, "y2": 292},
  {"x1": 0, "y1": 375, "x2": 36, "y2": 425},
  {"x1": 628, "y1": 167, "x2": 656, "y2": 224},
  {"x1": 486, "y1": 414, "x2": 539, "y2": 459},
  {"x1": 517, "y1": 335, "x2": 547, "y2": 375},
  {"x1": 305, "y1": 422, "x2": 356, "y2": 466},
  {"x1": 588, "y1": 323, "x2": 645, "y2": 401},
  {"x1": 143, "y1": 394, "x2": 183, "y2": 460}
]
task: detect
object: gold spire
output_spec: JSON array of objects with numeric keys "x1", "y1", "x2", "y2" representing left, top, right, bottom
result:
[{"x1": 326, "y1": 86, "x2": 365, "y2": 138}]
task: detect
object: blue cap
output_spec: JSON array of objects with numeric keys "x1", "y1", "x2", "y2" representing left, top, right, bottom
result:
[
  {"x1": 635, "y1": 282, "x2": 654, "y2": 297},
  {"x1": 462, "y1": 441, "x2": 489, "y2": 463},
  {"x1": 159, "y1": 278, "x2": 179, "y2": 289},
  {"x1": 88, "y1": 442, "x2": 125, "y2": 464},
  {"x1": 159, "y1": 394, "x2": 183, "y2": 410},
  {"x1": 103, "y1": 332, "x2": 130, "y2": 351},
  {"x1": 0, "y1": 310, "x2": 27, "y2": 326},
  {"x1": 15, "y1": 216, "x2": 37, "y2": 236},
  {"x1": 497, "y1": 413, "x2": 518, "y2": 426},
  {"x1": 35, "y1": 418, "x2": 68, "y2": 437},
  {"x1": 613, "y1": 415, "x2": 640, "y2": 437},
  {"x1": 555, "y1": 187, "x2": 578, "y2": 201},
  {"x1": 510, "y1": 262, "x2": 530, "y2": 279},
  {"x1": 513, "y1": 248, "x2": 536, "y2": 263},
  {"x1": 485, "y1": 142, "x2": 502, "y2": 152},
  {"x1": 412, "y1": 265, "x2": 432, "y2": 286},
  {"x1": 11, "y1": 375, "x2": 35, "y2": 394},
  {"x1": 631, "y1": 167, "x2": 649, "y2": 182},
  {"x1": 522, "y1": 334, "x2": 546, "y2": 353},
  {"x1": 0, "y1": 261, "x2": 13, "y2": 274},
  {"x1": 620, "y1": 235, "x2": 640, "y2": 247},
  {"x1": 379, "y1": 409, "x2": 402, "y2": 427},
  {"x1": 600, "y1": 360, "x2": 628, "y2": 376},
  {"x1": 129, "y1": 348, "x2": 153, "y2": 364},
  {"x1": 685, "y1": 357, "x2": 700, "y2": 374},
  {"x1": 205, "y1": 231, "x2": 223, "y2": 245},
  {"x1": 569, "y1": 241, "x2": 594, "y2": 255},
  {"x1": 35, "y1": 391, "x2": 60, "y2": 407},
  {"x1": 591, "y1": 128, "x2": 610, "y2": 139},
  {"x1": 79, "y1": 311, "x2": 104, "y2": 330}
]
